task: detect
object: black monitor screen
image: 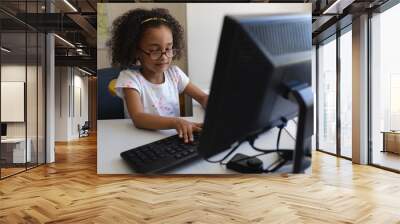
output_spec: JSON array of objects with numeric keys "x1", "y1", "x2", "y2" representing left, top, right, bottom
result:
[{"x1": 198, "y1": 14, "x2": 312, "y2": 163}]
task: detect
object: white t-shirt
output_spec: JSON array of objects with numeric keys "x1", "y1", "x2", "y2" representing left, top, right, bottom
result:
[{"x1": 115, "y1": 65, "x2": 190, "y2": 118}]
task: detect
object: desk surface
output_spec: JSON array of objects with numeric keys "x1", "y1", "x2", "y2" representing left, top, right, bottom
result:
[
  {"x1": 381, "y1": 131, "x2": 400, "y2": 134},
  {"x1": 1, "y1": 138, "x2": 27, "y2": 143},
  {"x1": 97, "y1": 104, "x2": 301, "y2": 174}
]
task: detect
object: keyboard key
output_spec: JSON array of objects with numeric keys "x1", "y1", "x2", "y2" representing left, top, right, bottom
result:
[
  {"x1": 130, "y1": 157, "x2": 142, "y2": 164},
  {"x1": 138, "y1": 153, "x2": 148, "y2": 161},
  {"x1": 159, "y1": 153, "x2": 167, "y2": 158}
]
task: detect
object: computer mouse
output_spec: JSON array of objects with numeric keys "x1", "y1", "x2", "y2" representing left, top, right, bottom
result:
[{"x1": 246, "y1": 158, "x2": 263, "y2": 170}]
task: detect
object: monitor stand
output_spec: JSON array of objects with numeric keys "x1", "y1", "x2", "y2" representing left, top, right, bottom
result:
[
  {"x1": 286, "y1": 84, "x2": 313, "y2": 173},
  {"x1": 244, "y1": 83, "x2": 314, "y2": 174}
]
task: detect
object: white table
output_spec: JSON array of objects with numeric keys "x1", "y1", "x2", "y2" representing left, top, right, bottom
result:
[
  {"x1": 97, "y1": 104, "x2": 301, "y2": 174},
  {"x1": 1, "y1": 138, "x2": 31, "y2": 163}
]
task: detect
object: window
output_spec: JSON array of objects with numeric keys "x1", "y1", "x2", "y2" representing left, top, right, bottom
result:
[
  {"x1": 317, "y1": 37, "x2": 337, "y2": 155},
  {"x1": 339, "y1": 28, "x2": 352, "y2": 158},
  {"x1": 370, "y1": 2, "x2": 400, "y2": 171},
  {"x1": 317, "y1": 26, "x2": 353, "y2": 159}
]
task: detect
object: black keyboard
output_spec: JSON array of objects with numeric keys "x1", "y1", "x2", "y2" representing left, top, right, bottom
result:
[{"x1": 120, "y1": 132, "x2": 201, "y2": 173}]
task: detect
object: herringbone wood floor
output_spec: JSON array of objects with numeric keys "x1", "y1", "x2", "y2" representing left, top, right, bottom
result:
[{"x1": 1, "y1": 134, "x2": 400, "y2": 224}]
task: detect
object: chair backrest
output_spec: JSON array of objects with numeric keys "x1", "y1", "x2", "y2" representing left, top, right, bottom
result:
[
  {"x1": 97, "y1": 67, "x2": 125, "y2": 120},
  {"x1": 82, "y1": 121, "x2": 89, "y2": 129},
  {"x1": 97, "y1": 66, "x2": 141, "y2": 120}
]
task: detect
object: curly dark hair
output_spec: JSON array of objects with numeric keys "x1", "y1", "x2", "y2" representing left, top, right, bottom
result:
[{"x1": 107, "y1": 8, "x2": 184, "y2": 69}]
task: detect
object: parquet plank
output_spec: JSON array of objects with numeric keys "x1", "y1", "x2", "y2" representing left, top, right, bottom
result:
[{"x1": 0, "y1": 134, "x2": 400, "y2": 223}]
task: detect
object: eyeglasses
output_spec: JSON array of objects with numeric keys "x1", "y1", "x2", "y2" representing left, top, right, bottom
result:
[{"x1": 139, "y1": 48, "x2": 178, "y2": 60}]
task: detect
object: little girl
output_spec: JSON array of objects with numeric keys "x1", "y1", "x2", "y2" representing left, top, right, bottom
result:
[{"x1": 108, "y1": 8, "x2": 208, "y2": 143}]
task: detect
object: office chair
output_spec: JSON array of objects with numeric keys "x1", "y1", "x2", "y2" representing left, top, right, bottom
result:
[
  {"x1": 97, "y1": 67, "x2": 138, "y2": 120},
  {"x1": 78, "y1": 121, "x2": 90, "y2": 138}
]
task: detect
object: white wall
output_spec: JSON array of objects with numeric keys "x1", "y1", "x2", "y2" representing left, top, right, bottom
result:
[
  {"x1": 1, "y1": 65, "x2": 26, "y2": 140},
  {"x1": 55, "y1": 67, "x2": 70, "y2": 141},
  {"x1": 1, "y1": 64, "x2": 46, "y2": 164},
  {"x1": 1, "y1": 82, "x2": 25, "y2": 122},
  {"x1": 1, "y1": 65, "x2": 26, "y2": 81},
  {"x1": 1, "y1": 65, "x2": 26, "y2": 124},
  {"x1": 72, "y1": 73, "x2": 89, "y2": 138},
  {"x1": 55, "y1": 67, "x2": 89, "y2": 141},
  {"x1": 186, "y1": 3, "x2": 311, "y2": 90},
  {"x1": 1, "y1": 65, "x2": 34, "y2": 137}
]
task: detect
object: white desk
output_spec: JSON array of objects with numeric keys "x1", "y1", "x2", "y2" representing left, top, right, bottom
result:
[
  {"x1": 98, "y1": 104, "x2": 301, "y2": 174},
  {"x1": 1, "y1": 137, "x2": 31, "y2": 163}
]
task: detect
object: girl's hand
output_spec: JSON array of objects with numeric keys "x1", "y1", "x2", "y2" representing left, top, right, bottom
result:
[{"x1": 172, "y1": 118, "x2": 202, "y2": 143}]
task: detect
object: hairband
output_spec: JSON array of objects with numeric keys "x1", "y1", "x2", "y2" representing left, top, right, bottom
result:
[{"x1": 141, "y1": 17, "x2": 167, "y2": 25}]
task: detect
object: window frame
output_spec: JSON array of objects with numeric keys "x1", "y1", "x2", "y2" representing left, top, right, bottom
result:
[{"x1": 315, "y1": 24, "x2": 353, "y2": 160}]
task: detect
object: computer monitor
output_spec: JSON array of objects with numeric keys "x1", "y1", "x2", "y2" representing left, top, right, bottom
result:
[
  {"x1": 197, "y1": 14, "x2": 313, "y2": 173},
  {"x1": 1, "y1": 123, "x2": 7, "y2": 138}
]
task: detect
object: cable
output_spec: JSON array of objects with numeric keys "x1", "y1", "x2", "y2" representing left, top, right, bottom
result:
[
  {"x1": 283, "y1": 119, "x2": 297, "y2": 141},
  {"x1": 204, "y1": 140, "x2": 245, "y2": 164},
  {"x1": 249, "y1": 120, "x2": 287, "y2": 154},
  {"x1": 283, "y1": 127, "x2": 296, "y2": 141},
  {"x1": 246, "y1": 119, "x2": 292, "y2": 173},
  {"x1": 276, "y1": 126, "x2": 283, "y2": 151},
  {"x1": 206, "y1": 118, "x2": 295, "y2": 170}
]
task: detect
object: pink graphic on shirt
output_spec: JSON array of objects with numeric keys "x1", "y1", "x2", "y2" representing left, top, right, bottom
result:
[
  {"x1": 153, "y1": 95, "x2": 174, "y2": 115},
  {"x1": 122, "y1": 79, "x2": 134, "y2": 88}
]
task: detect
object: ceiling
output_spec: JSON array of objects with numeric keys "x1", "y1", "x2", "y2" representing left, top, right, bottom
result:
[
  {"x1": 0, "y1": 0, "x2": 396, "y2": 74},
  {"x1": 99, "y1": 0, "x2": 393, "y2": 44},
  {"x1": 311, "y1": 0, "x2": 391, "y2": 44},
  {"x1": 0, "y1": 0, "x2": 97, "y2": 74}
]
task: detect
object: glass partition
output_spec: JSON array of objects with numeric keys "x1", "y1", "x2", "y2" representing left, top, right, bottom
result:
[
  {"x1": 27, "y1": 31, "x2": 38, "y2": 169},
  {"x1": 0, "y1": 1, "x2": 46, "y2": 179},
  {"x1": 1, "y1": 25, "x2": 28, "y2": 178},
  {"x1": 317, "y1": 37, "x2": 337, "y2": 155},
  {"x1": 38, "y1": 32, "x2": 45, "y2": 165},
  {"x1": 339, "y1": 28, "x2": 352, "y2": 158}
]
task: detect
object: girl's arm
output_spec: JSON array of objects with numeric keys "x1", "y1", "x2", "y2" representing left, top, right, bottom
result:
[
  {"x1": 123, "y1": 88, "x2": 201, "y2": 142},
  {"x1": 124, "y1": 88, "x2": 174, "y2": 130},
  {"x1": 183, "y1": 82, "x2": 208, "y2": 109}
]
